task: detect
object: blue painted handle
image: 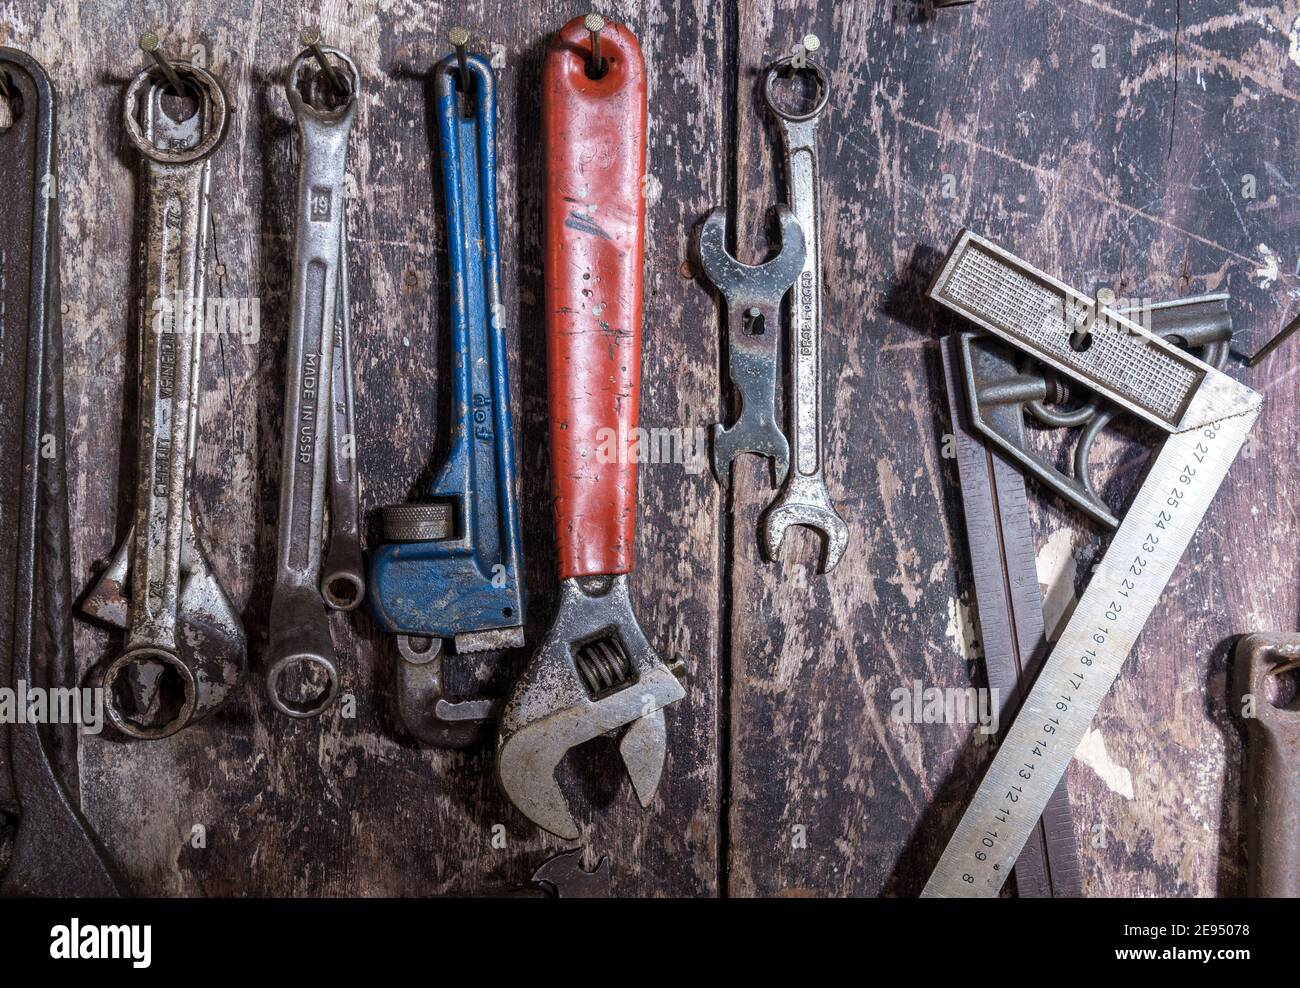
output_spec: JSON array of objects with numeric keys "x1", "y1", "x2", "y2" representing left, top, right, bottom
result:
[{"x1": 368, "y1": 55, "x2": 525, "y2": 639}]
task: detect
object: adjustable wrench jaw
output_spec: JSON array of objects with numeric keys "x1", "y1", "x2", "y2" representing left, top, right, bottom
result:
[
  {"x1": 369, "y1": 54, "x2": 525, "y2": 745},
  {"x1": 698, "y1": 206, "x2": 806, "y2": 488},
  {"x1": 496, "y1": 575, "x2": 685, "y2": 841}
]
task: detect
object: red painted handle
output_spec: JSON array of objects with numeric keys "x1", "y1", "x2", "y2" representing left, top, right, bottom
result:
[{"x1": 543, "y1": 17, "x2": 647, "y2": 580}]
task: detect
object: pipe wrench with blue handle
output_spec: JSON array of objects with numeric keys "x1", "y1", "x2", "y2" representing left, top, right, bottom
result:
[{"x1": 368, "y1": 52, "x2": 525, "y2": 748}]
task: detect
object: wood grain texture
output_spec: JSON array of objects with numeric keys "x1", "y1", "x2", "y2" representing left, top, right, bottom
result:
[
  {"x1": 0, "y1": 0, "x2": 721, "y2": 896},
  {"x1": 0, "y1": 0, "x2": 1293, "y2": 896},
  {"x1": 727, "y1": 0, "x2": 1300, "y2": 897}
]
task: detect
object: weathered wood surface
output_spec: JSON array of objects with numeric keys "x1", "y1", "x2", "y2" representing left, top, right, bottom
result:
[{"x1": 0, "y1": 0, "x2": 1295, "y2": 896}]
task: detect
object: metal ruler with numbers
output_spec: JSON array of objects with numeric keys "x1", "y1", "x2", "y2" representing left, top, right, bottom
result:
[{"x1": 923, "y1": 231, "x2": 1261, "y2": 897}]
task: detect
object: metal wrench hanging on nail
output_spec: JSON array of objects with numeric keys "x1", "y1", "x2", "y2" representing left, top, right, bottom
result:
[
  {"x1": 496, "y1": 16, "x2": 686, "y2": 841},
  {"x1": 265, "y1": 41, "x2": 363, "y2": 718},
  {"x1": 81, "y1": 46, "x2": 245, "y2": 740},
  {"x1": 368, "y1": 42, "x2": 526, "y2": 747},
  {"x1": 699, "y1": 206, "x2": 805, "y2": 488},
  {"x1": 759, "y1": 56, "x2": 849, "y2": 573}
]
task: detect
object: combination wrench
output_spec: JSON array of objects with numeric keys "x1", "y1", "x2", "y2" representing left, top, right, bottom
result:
[
  {"x1": 1234, "y1": 634, "x2": 1300, "y2": 897},
  {"x1": 368, "y1": 45, "x2": 526, "y2": 747},
  {"x1": 265, "y1": 43, "x2": 363, "y2": 718},
  {"x1": 496, "y1": 16, "x2": 685, "y2": 841},
  {"x1": 81, "y1": 48, "x2": 245, "y2": 740},
  {"x1": 699, "y1": 206, "x2": 806, "y2": 487},
  {"x1": 0, "y1": 47, "x2": 123, "y2": 895},
  {"x1": 759, "y1": 57, "x2": 849, "y2": 573}
]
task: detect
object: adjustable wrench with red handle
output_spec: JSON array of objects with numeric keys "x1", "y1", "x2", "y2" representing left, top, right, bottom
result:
[{"x1": 496, "y1": 16, "x2": 685, "y2": 841}]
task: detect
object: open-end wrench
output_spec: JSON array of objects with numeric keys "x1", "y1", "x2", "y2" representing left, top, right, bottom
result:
[
  {"x1": 1234, "y1": 634, "x2": 1300, "y2": 897},
  {"x1": 496, "y1": 16, "x2": 686, "y2": 841},
  {"x1": 0, "y1": 47, "x2": 123, "y2": 895},
  {"x1": 368, "y1": 46, "x2": 525, "y2": 748},
  {"x1": 264, "y1": 43, "x2": 362, "y2": 718},
  {"x1": 759, "y1": 57, "x2": 849, "y2": 573},
  {"x1": 81, "y1": 48, "x2": 245, "y2": 740},
  {"x1": 698, "y1": 206, "x2": 805, "y2": 488}
]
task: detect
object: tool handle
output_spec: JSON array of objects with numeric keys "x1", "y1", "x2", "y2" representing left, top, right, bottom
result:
[{"x1": 542, "y1": 17, "x2": 647, "y2": 580}]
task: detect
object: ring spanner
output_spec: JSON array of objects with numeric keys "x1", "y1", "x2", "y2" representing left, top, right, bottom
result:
[
  {"x1": 368, "y1": 50, "x2": 525, "y2": 747},
  {"x1": 760, "y1": 57, "x2": 849, "y2": 573},
  {"x1": 0, "y1": 47, "x2": 123, "y2": 895},
  {"x1": 81, "y1": 51, "x2": 245, "y2": 740},
  {"x1": 496, "y1": 17, "x2": 686, "y2": 840},
  {"x1": 265, "y1": 44, "x2": 363, "y2": 718}
]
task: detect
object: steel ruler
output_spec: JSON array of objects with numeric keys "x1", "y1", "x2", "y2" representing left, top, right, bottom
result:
[
  {"x1": 923, "y1": 232, "x2": 1261, "y2": 897},
  {"x1": 940, "y1": 335, "x2": 1083, "y2": 897}
]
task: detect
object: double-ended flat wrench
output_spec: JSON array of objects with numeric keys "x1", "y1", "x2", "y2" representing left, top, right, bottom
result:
[
  {"x1": 265, "y1": 43, "x2": 364, "y2": 718},
  {"x1": 759, "y1": 57, "x2": 848, "y2": 573},
  {"x1": 81, "y1": 48, "x2": 245, "y2": 740}
]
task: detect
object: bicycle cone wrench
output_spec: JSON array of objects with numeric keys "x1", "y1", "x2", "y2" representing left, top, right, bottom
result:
[
  {"x1": 368, "y1": 50, "x2": 526, "y2": 747},
  {"x1": 760, "y1": 56, "x2": 849, "y2": 573},
  {"x1": 0, "y1": 47, "x2": 123, "y2": 895},
  {"x1": 698, "y1": 205, "x2": 805, "y2": 487},
  {"x1": 265, "y1": 44, "x2": 362, "y2": 718},
  {"x1": 497, "y1": 16, "x2": 686, "y2": 841},
  {"x1": 81, "y1": 50, "x2": 245, "y2": 740}
]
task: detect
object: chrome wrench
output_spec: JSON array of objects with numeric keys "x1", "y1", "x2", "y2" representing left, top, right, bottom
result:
[
  {"x1": 82, "y1": 51, "x2": 245, "y2": 740},
  {"x1": 759, "y1": 57, "x2": 849, "y2": 573},
  {"x1": 264, "y1": 44, "x2": 361, "y2": 718},
  {"x1": 699, "y1": 205, "x2": 806, "y2": 488}
]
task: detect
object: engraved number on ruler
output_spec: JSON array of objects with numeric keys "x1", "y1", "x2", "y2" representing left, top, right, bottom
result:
[{"x1": 960, "y1": 418, "x2": 1228, "y2": 886}]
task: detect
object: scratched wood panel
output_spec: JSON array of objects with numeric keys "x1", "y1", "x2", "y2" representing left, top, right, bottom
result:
[
  {"x1": 725, "y1": 0, "x2": 1300, "y2": 896},
  {"x1": 0, "y1": 0, "x2": 722, "y2": 895}
]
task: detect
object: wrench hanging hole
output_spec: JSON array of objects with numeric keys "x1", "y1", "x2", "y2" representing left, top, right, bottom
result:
[
  {"x1": 743, "y1": 306, "x2": 765, "y2": 336},
  {"x1": 1265, "y1": 662, "x2": 1300, "y2": 710},
  {"x1": 269, "y1": 656, "x2": 338, "y2": 717},
  {"x1": 572, "y1": 628, "x2": 637, "y2": 699},
  {"x1": 159, "y1": 85, "x2": 200, "y2": 124},
  {"x1": 324, "y1": 574, "x2": 363, "y2": 610},
  {"x1": 0, "y1": 71, "x2": 19, "y2": 130},
  {"x1": 300, "y1": 63, "x2": 351, "y2": 112},
  {"x1": 766, "y1": 66, "x2": 826, "y2": 119},
  {"x1": 104, "y1": 653, "x2": 193, "y2": 738}
]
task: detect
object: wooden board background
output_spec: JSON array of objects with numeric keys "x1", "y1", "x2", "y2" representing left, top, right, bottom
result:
[{"x1": 1, "y1": 0, "x2": 1296, "y2": 896}]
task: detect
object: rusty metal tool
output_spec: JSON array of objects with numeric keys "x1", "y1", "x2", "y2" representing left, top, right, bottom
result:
[
  {"x1": 939, "y1": 294, "x2": 1233, "y2": 897},
  {"x1": 759, "y1": 54, "x2": 849, "y2": 573},
  {"x1": 0, "y1": 47, "x2": 124, "y2": 896},
  {"x1": 699, "y1": 206, "x2": 806, "y2": 488},
  {"x1": 1234, "y1": 634, "x2": 1300, "y2": 897},
  {"x1": 81, "y1": 39, "x2": 245, "y2": 740},
  {"x1": 922, "y1": 231, "x2": 1260, "y2": 897},
  {"x1": 496, "y1": 15, "x2": 686, "y2": 841},
  {"x1": 264, "y1": 38, "x2": 363, "y2": 718},
  {"x1": 368, "y1": 40, "x2": 525, "y2": 747}
]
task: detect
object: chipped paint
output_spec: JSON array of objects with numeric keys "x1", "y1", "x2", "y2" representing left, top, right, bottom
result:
[
  {"x1": 1254, "y1": 243, "x2": 1280, "y2": 287},
  {"x1": 1036, "y1": 528, "x2": 1079, "y2": 642},
  {"x1": 1075, "y1": 728, "x2": 1134, "y2": 799}
]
